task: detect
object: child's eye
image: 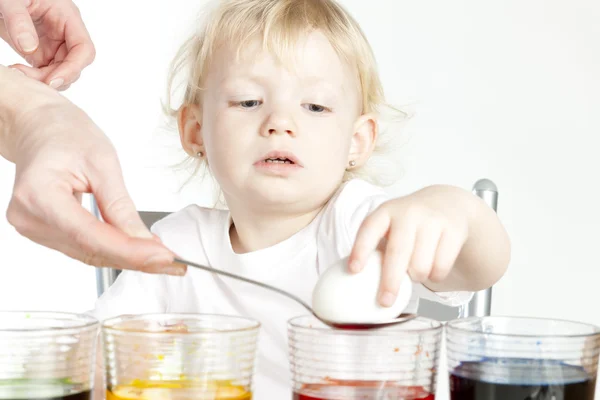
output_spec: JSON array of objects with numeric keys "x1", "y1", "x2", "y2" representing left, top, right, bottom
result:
[
  {"x1": 303, "y1": 103, "x2": 331, "y2": 113},
  {"x1": 231, "y1": 100, "x2": 262, "y2": 109}
]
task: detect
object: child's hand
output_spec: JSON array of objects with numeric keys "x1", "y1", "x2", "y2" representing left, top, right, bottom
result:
[{"x1": 348, "y1": 186, "x2": 470, "y2": 307}]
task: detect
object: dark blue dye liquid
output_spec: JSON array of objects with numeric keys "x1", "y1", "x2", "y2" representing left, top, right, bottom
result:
[{"x1": 450, "y1": 358, "x2": 596, "y2": 400}]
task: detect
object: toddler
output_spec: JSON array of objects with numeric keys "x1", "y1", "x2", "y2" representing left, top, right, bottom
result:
[{"x1": 92, "y1": 0, "x2": 511, "y2": 398}]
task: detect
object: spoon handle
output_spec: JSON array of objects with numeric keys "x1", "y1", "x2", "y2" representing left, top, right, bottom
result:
[{"x1": 174, "y1": 257, "x2": 314, "y2": 314}]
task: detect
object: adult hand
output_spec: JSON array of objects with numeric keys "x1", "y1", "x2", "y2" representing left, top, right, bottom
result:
[
  {"x1": 0, "y1": 0, "x2": 95, "y2": 90},
  {"x1": 1, "y1": 68, "x2": 184, "y2": 275}
]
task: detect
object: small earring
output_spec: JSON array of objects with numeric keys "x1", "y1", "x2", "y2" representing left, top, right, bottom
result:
[
  {"x1": 196, "y1": 151, "x2": 204, "y2": 158},
  {"x1": 349, "y1": 160, "x2": 356, "y2": 167}
]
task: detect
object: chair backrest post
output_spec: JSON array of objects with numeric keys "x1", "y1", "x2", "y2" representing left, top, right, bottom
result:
[{"x1": 462, "y1": 178, "x2": 499, "y2": 318}]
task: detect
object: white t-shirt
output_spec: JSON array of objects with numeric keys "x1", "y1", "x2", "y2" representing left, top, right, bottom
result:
[{"x1": 91, "y1": 179, "x2": 472, "y2": 399}]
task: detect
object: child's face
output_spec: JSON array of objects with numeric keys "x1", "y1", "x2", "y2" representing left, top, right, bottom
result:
[{"x1": 182, "y1": 31, "x2": 375, "y2": 214}]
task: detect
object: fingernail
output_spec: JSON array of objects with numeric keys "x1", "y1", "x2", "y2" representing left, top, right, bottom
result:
[
  {"x1": 49, "y1": 78, "x2": 64, "y2": 89},
  {"x1": 143, "y1": 253, "x2": 173, "y2": 268},
  {"x1": 379, "y1": 291, "x2": 396, "y2": 307},
  {"x1": 9, "y1": 67, "x2": 25, "y2": 76},
  {"x1": 349, "y1": 259, "x2": 361, "y2": 273},
  {"x1": 164, "y1": 266, "x2": 186, "y2": 276},
  {"x1": 151, "y1": 234, "x2": 163, "y2": 243},
  {"x1": 17, "y1": 33, "x2": 37, "y2": 53}
]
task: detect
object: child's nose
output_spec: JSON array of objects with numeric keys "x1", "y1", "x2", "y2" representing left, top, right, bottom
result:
[{"x1": 261, "y1": 112, "x2": 297, "y2": 137}]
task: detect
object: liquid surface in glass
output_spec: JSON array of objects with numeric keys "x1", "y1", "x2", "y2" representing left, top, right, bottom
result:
[
  {"x1": 293, "y1": 380, "x2": 434, "y2": 400},
  {"x1": 0, "y1": 379, "x2": 90, "y2": 400},
  {"x1": 450, "y1": 358, "x2": 596, "y2": 400},
  {"x1": 107, "y1": 379, "x2": 251, "y2": 400}
]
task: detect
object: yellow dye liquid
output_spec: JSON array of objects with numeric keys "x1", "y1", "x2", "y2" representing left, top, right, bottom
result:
[{"x1": 107, "y1": 380, "x2": 251, "y2": 400}]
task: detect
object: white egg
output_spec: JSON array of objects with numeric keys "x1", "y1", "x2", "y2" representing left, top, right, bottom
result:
[{"x1": 312, "y1": 251, "x2": 412, "y2": 324}]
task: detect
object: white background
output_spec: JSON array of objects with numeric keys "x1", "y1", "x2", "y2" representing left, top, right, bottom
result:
[{"x1": 1, "y1": 0, "x2": 599, "y2": 398}]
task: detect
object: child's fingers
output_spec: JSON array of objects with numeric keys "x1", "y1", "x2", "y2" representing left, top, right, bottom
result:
[
  {"x1": 378, "y1": 220, "x2": 415, "y2": 307},
  {"x1": 430, "y1": 228, "x2": 464, "y2": 282},
  {"x1": 407, "y1": 223, "x2": 443, "y2": 283},
  {"x1": 348, "y1": 208, "x2": 391, "y2": 273}
]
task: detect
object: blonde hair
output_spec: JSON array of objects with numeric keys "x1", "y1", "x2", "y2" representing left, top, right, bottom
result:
[{"x1": 164, "y1": 0, "x2": 408, "y2": 190}]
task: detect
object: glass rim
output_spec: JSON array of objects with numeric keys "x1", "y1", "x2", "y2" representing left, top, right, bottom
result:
[
  {"x1": 102, "y1": 313, "x2": 261, "y2": 336},
  {"x1": 288, "y1": 314, "x2": 443, "y2": 335},
  {"x1": 446, "y1": 315, "x2": 600, "y2": 339},
  {"x1": 0, "y1": 310, "x2": 99, "y2": 333}
]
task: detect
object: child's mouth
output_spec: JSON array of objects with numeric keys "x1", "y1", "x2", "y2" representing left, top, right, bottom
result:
[
  {"x1": 255, "y1": 155, "x2": 302, "y2": 176},
  {"x1": 265, "y1": 158, "x2": 294, "y2": 164}
]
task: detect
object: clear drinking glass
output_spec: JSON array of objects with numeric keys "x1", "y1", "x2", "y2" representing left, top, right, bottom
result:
[
  {"x1": 446, "y1": 316, "x2": 600, "y2": 399},
  {"x1": 0, "y1": 311, "x2": 99, "y2": 400},
  {"x1": 288, "y1": 315, "x2": 442, "y2": 400},
  {"x1": 102, "y1": 313, "x2": 260, "y2": 400}
]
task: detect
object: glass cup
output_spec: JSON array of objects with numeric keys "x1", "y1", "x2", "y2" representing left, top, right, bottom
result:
[
  {"x1": 102, "y1": 313, "x2": 260, "y2": 400},
  {"x1": 288, "y1": 315, "x2": 442, "y2": 400},
  {"x1": 0, "y1": 311, "x2": 99, "y2": 400},
  {"x1": 446, "y1": 316, "x2": 600, "y2": 399}
]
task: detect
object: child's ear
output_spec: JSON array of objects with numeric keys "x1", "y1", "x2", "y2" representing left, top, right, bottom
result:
[
  {"x1": 177, "y1": 104, "x2": 204, "y2": 157},
  {"x1": 348, "y1": 113, "x2": 377, "y2": 168}
]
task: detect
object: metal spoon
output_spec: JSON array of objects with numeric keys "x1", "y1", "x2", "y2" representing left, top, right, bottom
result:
[{"x1": 174, "y1": 257, "x2": 417, "y2": 330}]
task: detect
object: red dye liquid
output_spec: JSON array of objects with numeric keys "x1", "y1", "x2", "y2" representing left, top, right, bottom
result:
[{"x1": 293, "y1": 381, "x2": 435, "y2": 400}]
